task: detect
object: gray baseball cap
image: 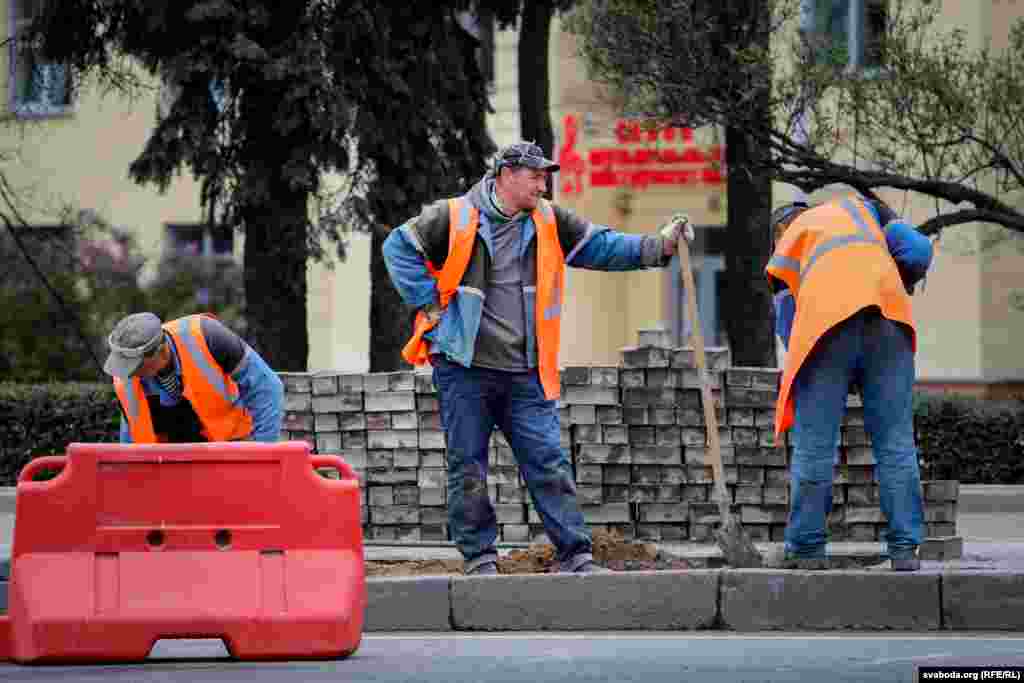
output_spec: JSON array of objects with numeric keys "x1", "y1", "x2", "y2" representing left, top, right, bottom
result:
[{"x1": 103, "y1": 312, "x2": 164, "y2": 379}]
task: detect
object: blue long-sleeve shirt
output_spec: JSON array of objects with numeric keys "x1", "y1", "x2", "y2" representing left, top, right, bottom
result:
[
  {"x1": 119, "y1": 321, "x2": 283, "y2": 443},
  {"x1": 773, "y1": 201, "x2": 933, "y2": 349}
]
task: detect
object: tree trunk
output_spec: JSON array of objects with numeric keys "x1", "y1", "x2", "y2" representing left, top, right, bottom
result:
[
  {"x1": 242, "y1": 186, "x2": 309, "y2": 372},
  {"x1": 723, "y1": 124, "x2": 776, "y2": 368},
  {"x1": 518, "y1": 0, "x2": 555, "y2": 198}
]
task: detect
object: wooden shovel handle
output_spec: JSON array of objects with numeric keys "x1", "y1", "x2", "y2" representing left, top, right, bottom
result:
[{"x1": 677, "y1": 234, "x2": 730, "y2": 513}]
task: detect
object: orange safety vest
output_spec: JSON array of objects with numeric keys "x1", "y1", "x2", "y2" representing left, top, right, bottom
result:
[
  {"x1": 766, "y1": 196, "x2": 915, "y2": 437},
  {"x1": 113, "y1": 314, "x2": 254, "y2": 442},
  {"x1": 402, "y1": 197, "x2": 566, "y2": 399}
]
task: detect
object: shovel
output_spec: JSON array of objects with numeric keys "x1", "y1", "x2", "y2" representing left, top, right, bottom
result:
[{"x1": 676, "y1": 226, "x2": 764, "y2": 568}]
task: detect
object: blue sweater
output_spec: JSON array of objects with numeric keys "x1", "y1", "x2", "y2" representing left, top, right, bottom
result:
[{"x1": 773, "y1": 202, "x2": 933, "y2": 349}]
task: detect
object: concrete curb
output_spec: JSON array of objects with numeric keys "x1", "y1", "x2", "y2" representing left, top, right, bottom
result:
[
  {"x1": 2, "y1": 569, "x2": 1023, "y2": 631},
  {"x1": 362, "y1": 570, "x2": 1024, "y2": 632}
]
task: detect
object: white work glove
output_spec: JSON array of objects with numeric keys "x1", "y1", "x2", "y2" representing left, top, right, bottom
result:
[
  {"x1": 660, "y1": 213, "x2": 695, "y2": 256},
  {"x1": 419, "y1": 302, "x2": 442, "y2": 325}
]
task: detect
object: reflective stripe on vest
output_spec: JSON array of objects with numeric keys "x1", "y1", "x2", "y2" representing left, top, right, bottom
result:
[
  {"x1": 766, "y1": 196, "x2": 915, "y2": 436},
  {"x1": 175, "y1": 317, "x2": 240, "y2": 405},
  {"x1": 400, "y1": 196, "x2": 566, "y2": 400}
]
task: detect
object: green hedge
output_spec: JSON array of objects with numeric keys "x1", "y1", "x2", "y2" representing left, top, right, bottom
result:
[
  {"x1": 915, "y1": 394, "x2": 1024, "y2": 484},
  {"x1": 0, "y1": 382, "x2": 119, "y2": 486}
]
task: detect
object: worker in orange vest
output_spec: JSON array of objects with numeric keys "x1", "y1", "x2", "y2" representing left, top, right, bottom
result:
[
  {"x1": 767, "y1": 194, "x2": 933, "y2": 571},
  {"x1": 104, "y1": 312, "x2": 283, "y2": 444},
  {"x1": 383, "y1": 141, "x2": 693, "y2": 575}
]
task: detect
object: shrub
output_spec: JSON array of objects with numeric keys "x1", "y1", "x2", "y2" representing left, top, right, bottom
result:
[
  {"x1": 915, "y1": 393, "x2": 1024, "y2": 484},
  {"x1": 0, "y1": 382, "x2": 119, "y2": 485}
]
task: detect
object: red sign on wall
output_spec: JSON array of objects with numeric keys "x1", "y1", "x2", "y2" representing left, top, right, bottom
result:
[{"x1": 558, "y1": 114, "x2": 725, "y2": 196}]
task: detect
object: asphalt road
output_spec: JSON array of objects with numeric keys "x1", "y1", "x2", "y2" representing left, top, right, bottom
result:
[{"x1": 2, "y1": 634, "x2": 1023, "y2": 682}]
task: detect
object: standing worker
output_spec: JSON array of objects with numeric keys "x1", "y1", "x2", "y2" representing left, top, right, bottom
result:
[
  {"x1": 383, "y1": 141, "x2": 693, "y2": 575},
  {"x1": 104, "y1": 312, "x2": 284, "y2": 444},
  {"x1": 767, "y1": 192, "x2": 933, "y2": 570}
]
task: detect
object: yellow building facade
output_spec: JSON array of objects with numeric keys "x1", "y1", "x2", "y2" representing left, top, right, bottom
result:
[{"x1": 2, "y1": 0, "x2": 1022, "y2": 393}]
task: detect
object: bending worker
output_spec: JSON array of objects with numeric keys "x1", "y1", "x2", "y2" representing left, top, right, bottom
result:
[
  {"x1": 383, "y1": 141, "x2": 693, "y2": 575},
  {"x1": 104, "y1": 312, "x2": 284, "y2": 443},
  {"x1": 767, "y1": 193, "x2": 933, "y2": 570}
]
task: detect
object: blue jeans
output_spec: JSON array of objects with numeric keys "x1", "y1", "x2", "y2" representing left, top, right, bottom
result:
[
  {"x1": 785, "y1": 308, "x2": 924, "y2": 560},
  {"x1": 431, "y1": 355, "x2": 592, "y2": 571}
]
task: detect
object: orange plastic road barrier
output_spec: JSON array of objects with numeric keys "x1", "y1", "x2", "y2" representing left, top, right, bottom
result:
[{"x1": 2, "y1": 441, "x2": 365, "y2": 664}]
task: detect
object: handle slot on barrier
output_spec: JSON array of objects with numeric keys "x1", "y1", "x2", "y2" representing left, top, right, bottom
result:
[
  {"x1": 18, "y1": 456, "x2": 68, "y2": 484},
  {"x1": 310, "y1": 454, "x2": 358, "y2": 481}
]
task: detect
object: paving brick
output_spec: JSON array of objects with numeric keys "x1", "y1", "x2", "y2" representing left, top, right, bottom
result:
[
  {"x1": 924, "y1": 480, "x2": 959, "y2": 502},
  {"x1": 416, "y1": 395, "x2": 439, "y2": 412},
  {"x1": 603, "y1": 425, "x2": 629, "y2": 445},
  {"x1": 570, "y1": 404, "x2": 597, "y2": 425},
  {"x1": 740, "y1": 504, "x2": 787, "y2": 524},
  {"x1": 623, "y1": 388, "x2": 679, "y2": 408},
  {"x1": 311, "y1": 373, "x2": 340, "y2": 395},
  {"x1": 661, "y1": 465, "x2": 687, "y2": 484},
  {"x1": 502, "y1": 524, "x2": 530, "y2": 543},
  {"x1": 420, "y1": 450, "x2": 446, "y2": 468},
  {"x1": 414, "y1": 372, "x2": 435, "y2": 394},
  {"x1": 623, "y1": 407, "x2": 650, "y2": 424},
  {"x1": 581, "y1": 503, "x2": 632, "y2": 523},
  {"x1": 647, "y1": 368, "x2": 682, "y2": 388},
  {"x1": 630, "y1": 446, "x2": 681, "y2": 465},
  {"x1": 561, "y1": 366, "x2": 592, "y2": 385},
  {"x1": 393, "y1": 485, "x2": 420, "y2": 506},
  {"x1": 925, "y1": 502, "x2": 957, "y2": 523},
  {"x1": 621, "y1": 346, "x2": 670, "y2": 368},
  {"x1": 721, "y1": 571, "x2": 940, "y2": 631},
  {"x1": 573, "y1": 424, "x2": 602, "y2": 444},
  {"x1": 284, "y1": 393, "x2": 312, "y2": 412},
  {"x1": 620, "y1": 369, "x2": 646, "y2": 388},
  {"x1": 370, "y1": 505, "x2": 420, "y2": 525},
  {"x1": 419, "y1": 429, "x2": 446, "y2": 450},
  {"x1": 733, "y1": 484, "x2": 763, "y2": 505},
  {"x1": 596, "y1": 406, "x2": 623, "y2": 424},
  {"x1": 631, "y1": 465, "x2": 661, "y2": 485},
  {"x1": 603, "y1": 484, "x2": 631, "y2": 503},
  {"x1": 562, "y1": 385, "x2": 620, "y2": 406},
  {"x1": 367, "y1": 468, "x2": 419, "y2": 485},
  {"x1": 628, "y1": 426, "x2": 656, "y2": 445},
  {"x1": 365, "y1": 391, "x2": 416, "y2": 413},
  {"x1": 315, "y1": 432, "x2": 342, "y2": 453},
  {"x1": 576, "y1": 464, "x2": 603, "y2": 484},
  {"x1": 280, "y1": 373, "x2": 312, "y2": 393},
  {"x1": 284, "y1": 412, "x2": 315, "y2": 431},
  {"x1": 368, "y1": 486, "x2": 394, "y2": 506},
  {"x1": 366, "y1": 430, "x2": 419, "y2": 449},
  {"x1": 637, "y1": 502, "x2": 689, "y2": 523},
  {"x1": 420, "y1": 488, "x2": 446, "y2": 507},
  {"x1": 603, "y1": 465, "x2": 631, "y2": 485},
  {"x1": 577, "y1": 444, "x2": 631, "y2": 465}
]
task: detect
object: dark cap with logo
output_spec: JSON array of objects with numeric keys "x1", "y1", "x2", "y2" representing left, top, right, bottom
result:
[{"x1": 494, "y1": 141, "x2": 560, "y2": 174}]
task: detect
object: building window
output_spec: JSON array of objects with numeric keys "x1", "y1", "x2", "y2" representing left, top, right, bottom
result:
[
  {"x1": 801, "y1": 0, "x2": 888, "y2": 71},
  {"x1": 666, "y1": 226, "x2": 728, "y2": 348},
  {"x1": 9, "y1": 0, "x2": 73, "y2": 116},
  {"x1": 165, "y1": 223, "x2": 235, "y2": 260}
]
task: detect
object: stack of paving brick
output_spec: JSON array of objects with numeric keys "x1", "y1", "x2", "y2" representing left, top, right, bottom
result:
[
  {"x1": 276, "y1": 324, "x2": 959, "y2": 545},
  {"x1": 558, "y1": 363, "x2": 632, "y2": 543}
]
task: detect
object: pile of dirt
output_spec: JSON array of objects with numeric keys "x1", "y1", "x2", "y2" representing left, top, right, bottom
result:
[{"x1": 364, "y1": 530, "x2": 691, "y2": 577}]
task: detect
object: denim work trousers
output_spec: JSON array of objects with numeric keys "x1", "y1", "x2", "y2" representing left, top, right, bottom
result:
[
  {"x1": 431, "y1": 355, "x2": 592, "y2": 572},
  {"x1": 785, "y1": 308, "x2": 924, "y2": 559}
]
